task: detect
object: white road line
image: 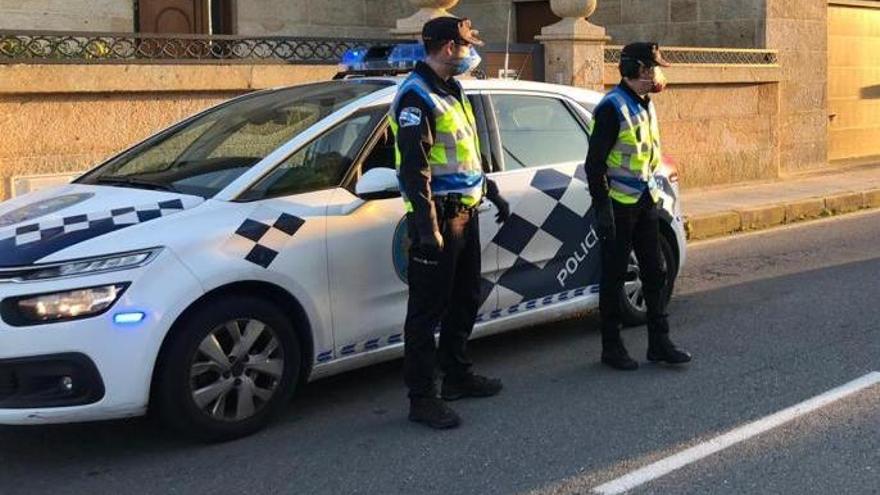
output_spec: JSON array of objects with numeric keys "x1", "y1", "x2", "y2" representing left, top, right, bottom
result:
[{"x1": 592, "y1": 371, "x2": 880, "y2": 495}]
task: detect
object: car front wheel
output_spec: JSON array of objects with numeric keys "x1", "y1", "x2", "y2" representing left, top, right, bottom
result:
[{"x1": 154, "y1": 295, "x2": 301, "y2": 442}]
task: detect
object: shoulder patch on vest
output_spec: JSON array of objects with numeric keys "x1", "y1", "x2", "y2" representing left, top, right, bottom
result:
[{"x1": 399, "y1": 107, "x2": 422, "y2": 128}]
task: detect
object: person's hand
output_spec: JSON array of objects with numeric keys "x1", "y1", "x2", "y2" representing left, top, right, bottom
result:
[
  {"x1": 485, "y1": 180, "x2": 510, "y2": 224},
  {"x1": 489, "y1": 194, "x2": 510, "y2": 224},
  {"x1": 595, "y1": 201, "x2": 615, "y2": 241}
]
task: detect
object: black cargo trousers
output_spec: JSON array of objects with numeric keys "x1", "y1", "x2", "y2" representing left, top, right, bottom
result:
[
  {"x1": 403, "y1": 197, "x2": 482, "y2": 399},
  {"x1": 599, "y1": 190, "x2": 669, "y2": 343}
]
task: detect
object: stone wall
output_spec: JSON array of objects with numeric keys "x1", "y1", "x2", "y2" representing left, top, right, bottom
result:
[
  {"x1": 0, "y1": 0, "x2": 133, "y2": 32},
  {"x1": 588, "y1": 0, "x2": 830, "y2": 178},
  {"x1": 0, "y1": 0, "x2": 783, "y2": 49},
  {"x1": 0, "y1": 64, "x2": 338, "y2": 201},
  {"x1": 0, "y1": 0, "x2": 511, "y2": 42},
  {"x1": 453, "y1": 0, "x2": 513, "y2": 45},
  {"x1": 605, "y1": 64, "x2": 783, "y2": 189},
  {"x1": 591, "y1": 0, "x2": 765, "y2": 47},
  {"x1": 236, "y1": 0, "x2": 511, "y2": 42},
  {"x1": 764, "y1": 0, "x2": 828, "y2": 174},
  {"x1": 0, "y1": 59, "x2": 784, "y2": 199},
  {"x1": 656, "y1": 83, "x2": 781, "y2": 188},
  {"x1": 236, "y1": 0, "x2": 413, "y2": 38}
]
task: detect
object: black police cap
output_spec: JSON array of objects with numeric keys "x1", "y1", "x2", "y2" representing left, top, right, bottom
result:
[
  {"x1": 620, "y1": 42, "x2": 671, "y2": 68},
  {"x1": 422, "y1": 16, "x2": 484, "y2": 47}
]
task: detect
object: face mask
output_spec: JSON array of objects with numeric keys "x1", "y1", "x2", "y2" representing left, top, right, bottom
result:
[
  {"x1": 449, "y1": 46, "x2": 482, "y2": 76},
  {"x1": 639, "y1": 67, "x2": 668, "y2": 93}
]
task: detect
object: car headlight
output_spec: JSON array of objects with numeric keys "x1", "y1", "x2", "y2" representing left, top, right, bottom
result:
[
  {"x1": 2, "y1": 283, "x2": 129, "y2": 326},
  {"x1": 0, "y1": 248, "x2": 161, "y2": 282}
]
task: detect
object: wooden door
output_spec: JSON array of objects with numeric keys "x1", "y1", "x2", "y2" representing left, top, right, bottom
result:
[
  {"x1": 515, "y1": 1, "x2": 561, "y2": 44},
  {"x1": 138, "y1": 0, "x2": 209, "y2": 34}
]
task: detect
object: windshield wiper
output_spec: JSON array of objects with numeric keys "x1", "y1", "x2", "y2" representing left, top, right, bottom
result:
[{"x1": 94, "y1": 176, "x2": 181, "y2": 193}]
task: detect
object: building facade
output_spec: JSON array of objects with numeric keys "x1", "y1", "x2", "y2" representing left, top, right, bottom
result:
[
  {"x1": 0, "y1": 0, "x2": 878, "y2": 197},
  {"x1": 0, "y1": 1, "x2": 820, "y2": 47}
]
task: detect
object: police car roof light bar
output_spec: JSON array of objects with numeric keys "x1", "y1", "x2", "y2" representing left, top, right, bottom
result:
[{"x1": 336, "y1": 42, "x2": 424, "y2": 79}]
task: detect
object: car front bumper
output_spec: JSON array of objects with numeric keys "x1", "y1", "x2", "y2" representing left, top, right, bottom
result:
[{"x1": 0, "y1": 249, "x2": 204, "y2": 425}]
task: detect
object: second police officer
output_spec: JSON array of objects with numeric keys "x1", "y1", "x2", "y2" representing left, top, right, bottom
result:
[{"x1": 585, "y1": 42, "x2": 692, "y2": 371}]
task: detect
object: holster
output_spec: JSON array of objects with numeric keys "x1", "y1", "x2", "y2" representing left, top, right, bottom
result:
[{"x1": 434, "y1": 193, "x2": 469, "y2": 219}]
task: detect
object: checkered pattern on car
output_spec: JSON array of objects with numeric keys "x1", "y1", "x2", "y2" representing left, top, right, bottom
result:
[
  {"x1": 225, "y1": 205, "x2": 305, "y2": 269},
  {"x1": 317, "y1": 332, "x2": 405, "y2": 364},
  {"x1": 477, "y1": 285, "x2": 599, "y2": 322},
  {"x1": 0, "y1": 199, "x2": 196, "y2": 247},
  {"x1": 477, "y1": 164, "x2": 602, "y2": 313}
]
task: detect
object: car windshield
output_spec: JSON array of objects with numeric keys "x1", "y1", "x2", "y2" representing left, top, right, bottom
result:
[{"x1": 76, "y1": 80, "x2": 392, "y2": 198}]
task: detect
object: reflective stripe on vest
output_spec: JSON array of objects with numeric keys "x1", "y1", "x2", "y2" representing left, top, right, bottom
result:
[
  {"x1": 588, "y1": 87, "x2": 662, "y2": 205},
  {"x1": 389, "y1": 73, "x2": 484, "y2": 212}
]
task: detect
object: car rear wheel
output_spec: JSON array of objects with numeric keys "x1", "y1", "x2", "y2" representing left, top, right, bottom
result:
[
  {"x1": 155, "y1": 296, "x2": 301, "y2": 442},
  {"x1": 619, "y1": 234, "x2": 677, "y2": 327}
]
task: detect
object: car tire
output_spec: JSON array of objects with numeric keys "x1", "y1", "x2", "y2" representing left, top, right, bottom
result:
[
  {"x1": 619, "y1": 234, "x2": 677, "y2": 327},
  {"x1": 154, "y1": 295, "x2": 301, "y2": 442}
]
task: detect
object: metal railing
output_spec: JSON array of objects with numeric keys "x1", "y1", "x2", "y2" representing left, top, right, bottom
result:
[
  {"x1": 0, "y1": 30, "x2": 402, "y2": 65},
  {"x1": 0, "y1": 31, "x2": 780, "y2": 67},
  {"x1": 605, "y1": 46, "x2": 778, "y2": 65}
]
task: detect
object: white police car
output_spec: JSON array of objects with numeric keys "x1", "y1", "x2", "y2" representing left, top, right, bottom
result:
[{"x1": 0, "y1": 59, "x2": 686, "y2": 441}]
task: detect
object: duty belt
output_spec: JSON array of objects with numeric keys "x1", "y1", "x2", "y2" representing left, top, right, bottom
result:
[{"x1": 433, "y1": 193, "x2": 476, "y2": 218}]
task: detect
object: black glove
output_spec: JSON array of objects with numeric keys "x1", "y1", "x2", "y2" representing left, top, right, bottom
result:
[
  {"x1": 489, "y1": 194, "x2": 510, "y2": 224},
  {"x1": 485, "y1": 179, "x2": 510, "y2": 224},
  {"x1": 594, "y1": 199, "x2": 615, "y2": 241}
]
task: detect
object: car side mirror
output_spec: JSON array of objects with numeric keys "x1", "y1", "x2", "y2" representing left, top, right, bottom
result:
[{"x1": 355, "y1": 167, "x2": 401, "y2": 200}]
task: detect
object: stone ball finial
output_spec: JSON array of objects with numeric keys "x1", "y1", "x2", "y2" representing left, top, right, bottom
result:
[
  {"x1": 408, "y1": 0, "x2": 459, "y2": 10},
  {"x1": 392, "y1": 0, "x2": 461, "y2": 39},
  {"x1": 550, "y1": 0, "x2": 597, "y2": 19}
]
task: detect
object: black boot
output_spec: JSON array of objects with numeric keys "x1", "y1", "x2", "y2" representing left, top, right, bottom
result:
[
  {"x1": 409, "y1": 397, "x2": 461, "y2": 429},
  {"x1": 647, "y1": 333, "x2": 692, "y2": 364},
  {"x1": 441, "y1": 373, "x2": 503, "y2": 401},
  {"x1": 601, "y1": 339, "x2": 639, "y2": 370}
]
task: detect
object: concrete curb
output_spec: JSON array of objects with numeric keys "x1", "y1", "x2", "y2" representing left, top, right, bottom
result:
[{"x1": 685, "y1": 188, "x2": 880, "y2": 241}]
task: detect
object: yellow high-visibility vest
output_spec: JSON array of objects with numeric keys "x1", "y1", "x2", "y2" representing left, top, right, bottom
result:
[{"x1": 389, "y1": 73, "x2": 484, "y2": 212}]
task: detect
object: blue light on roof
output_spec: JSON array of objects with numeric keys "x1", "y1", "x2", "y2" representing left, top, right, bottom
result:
[
  {"x1": 341, "y1": 47, "x2": 369, "y2": 71},
  {"x1": 388, "y1": 43, "x2": 425, "y2": 69},
  {"x1": 340, "y1": 43, "x2": 424, "y2": 73}
]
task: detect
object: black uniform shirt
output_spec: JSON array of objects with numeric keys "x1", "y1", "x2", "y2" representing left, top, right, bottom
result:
[{"x1": 584, "y1": 80, "x2": 651, "y2": 206}]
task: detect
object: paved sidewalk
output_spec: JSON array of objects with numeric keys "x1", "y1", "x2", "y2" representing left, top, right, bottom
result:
[{"x1": 681, "y1": 163, "x2": 880, "y2": 240}]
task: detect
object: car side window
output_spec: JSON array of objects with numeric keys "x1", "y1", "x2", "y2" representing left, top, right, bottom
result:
[
  {"x1": 240, "y1": 109, "x2": 384, "y2": 200},
  {"x1": 360, "y1": 122, "x2": 396, "y2": 175},
  {"x1": 490, "y1": 94, "x2": 588, "y2": 170}
]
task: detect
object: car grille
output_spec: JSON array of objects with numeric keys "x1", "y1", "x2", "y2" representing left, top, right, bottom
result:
[{"x1": 0, "y1": 368, "x2": 17, "y2": 400}]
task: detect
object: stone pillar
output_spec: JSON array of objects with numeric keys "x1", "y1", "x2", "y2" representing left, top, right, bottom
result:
[
  {"x1": 536, "y1": 0, "x2": 609, "y2": 91},
  {"x1": 390, "y1": 0, "x2": 459, "y2": 40},
  {"x1": 763, "y1": 0, "x2": 828, "y2": 174}
]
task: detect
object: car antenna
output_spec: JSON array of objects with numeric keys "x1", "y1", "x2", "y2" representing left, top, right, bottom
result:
[{"x1": 503, "y1": 4, "x2": 512, "y2": 80}]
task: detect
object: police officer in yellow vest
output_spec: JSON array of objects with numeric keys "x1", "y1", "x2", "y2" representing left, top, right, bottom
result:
[
  {"x1": 391, "y1": 17, "x2": 509, "y2": 429},
  {"x1": 586, "y1": 42, "x2": 692, "y2": 371}
]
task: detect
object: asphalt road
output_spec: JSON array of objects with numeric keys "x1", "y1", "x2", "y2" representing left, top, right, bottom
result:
[{"x1": 1, "y1": 210, "x2": 879, "y2": 495}]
